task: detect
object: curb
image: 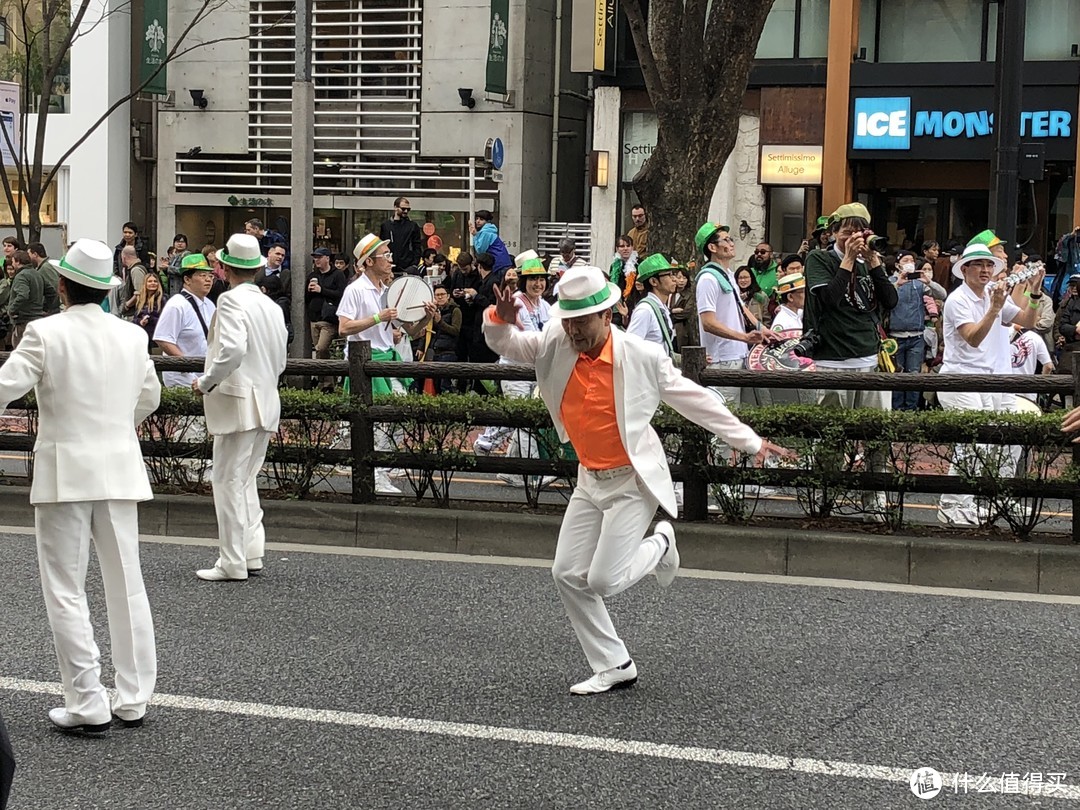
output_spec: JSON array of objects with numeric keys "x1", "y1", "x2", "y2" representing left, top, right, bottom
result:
[{"x1": 0, "y1": 487, "x2": 1077, "y2": 596}]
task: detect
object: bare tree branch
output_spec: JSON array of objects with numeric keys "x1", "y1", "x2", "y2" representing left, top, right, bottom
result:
[
  {"x1": 69, "y1": 0, "x2": 134, "y2": 44},
  {"x1": 40, "y1": 7, "x2": 292, "y2": 194},
  {"x1": 621, "y1": 0, "x2": 668, "y2": 106}
]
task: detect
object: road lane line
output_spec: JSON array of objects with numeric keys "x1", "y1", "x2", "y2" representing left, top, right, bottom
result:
[
  {"x1": 3, "y1": 675, "x2": 1075, "y2": 800},
  {"x1": 3, "y1": 527, "x2": 1080, "y2": 605}
]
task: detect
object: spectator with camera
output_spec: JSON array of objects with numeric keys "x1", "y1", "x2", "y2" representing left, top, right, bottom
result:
[
  {"x1": 803, "y1": 203, "x2": 898, "y2": 520},
  {"x1": 888, "y1": 251, "x2": 946, "y2": 411}
]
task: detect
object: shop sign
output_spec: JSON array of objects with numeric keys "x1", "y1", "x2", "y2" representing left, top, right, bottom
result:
[
  {"x1": 227, "y1": 196, "x2": 275, "y2": 207},
  {"x1": 759, "y1": 145, "x2": 823, "y2": 185},
  {"x1": 621, "y1": 112, "x2": 657, "y2": 183},
  {"x1": 849, "y1": 88, "x2": 1077, "y2": 160}
]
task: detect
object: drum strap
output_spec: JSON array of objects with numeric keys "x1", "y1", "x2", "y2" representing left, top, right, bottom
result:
[
  {"x1": 699, "y1": 263, "x2": 735, "y2": 295},
  {"x1": 641, "y1": 296, "x2": 675, "y2": 358}
]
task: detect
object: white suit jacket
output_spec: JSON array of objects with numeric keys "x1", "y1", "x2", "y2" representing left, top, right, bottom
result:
[
  {"x1": 0, "y1": 304, "x2": 160, "y2": 504},
  {"x1": 483, "y1": 314, "x2": 762, "y2": 517},
  {"x1": 197, "y1": 283, "x2": 288, "y2": 435}
]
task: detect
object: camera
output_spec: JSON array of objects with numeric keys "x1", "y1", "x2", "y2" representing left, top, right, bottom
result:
[
  {"x1": 860, "y1": 229, "x2": 888, "y2": 253},
  {"x1": 791, "y1": 330, "x2": 821, "y2": 358}
]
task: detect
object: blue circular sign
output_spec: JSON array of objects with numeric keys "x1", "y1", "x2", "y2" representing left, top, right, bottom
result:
[{"x1": 491, "y1": 138, "x2": 505, "y2": 170}]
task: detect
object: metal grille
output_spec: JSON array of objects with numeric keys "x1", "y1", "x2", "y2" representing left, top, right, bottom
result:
[
  {"x1": 175, "y1": 0, "x2": 489, "y2": 198},
  {"x1": 537, "y1": 223, "x2": 592, "y2": 263}
]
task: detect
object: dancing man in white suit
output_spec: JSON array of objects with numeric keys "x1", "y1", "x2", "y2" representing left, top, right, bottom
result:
[
  {"x1": 484, "y1": 266, "x2": 792, "y2": 694},
  {"x1": 0, "y1": 238, "x2": 161, "y2": 732},
  {"x1": 194, "y1": 234, "x2": 288, "y2": 582}
]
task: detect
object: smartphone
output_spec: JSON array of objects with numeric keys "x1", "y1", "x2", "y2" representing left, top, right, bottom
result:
[{"x1": 905, "y1": 272, "x2": 920, "y2": 280}]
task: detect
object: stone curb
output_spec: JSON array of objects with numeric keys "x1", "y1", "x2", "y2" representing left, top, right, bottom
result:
[{"x1": 1, "y1": 487, "x2": 1077, "y2": 595}]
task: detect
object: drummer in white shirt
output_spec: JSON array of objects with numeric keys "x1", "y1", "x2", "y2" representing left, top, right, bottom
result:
[{"x1": 336, "y1": 233, "x2": 435, "y2": 494}]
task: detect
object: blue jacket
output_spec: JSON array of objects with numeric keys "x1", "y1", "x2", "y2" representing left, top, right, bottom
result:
[
  {"x1": 473, "y1": 223, "x2": 512, "y2": 271},
  {"x1": 888, "y1": 277, "x2": 926, "y2": 333}
]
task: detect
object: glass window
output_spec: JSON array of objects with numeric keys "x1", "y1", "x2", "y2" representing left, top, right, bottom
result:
[
  {"x1": 877, "y1": 0, "x2": 983, "y2": 62},
  {"x1": 857, "y1": 0, "x2": 878, "y2": 62},
  {"x1": 0, "y1": 171, "x2": 58, "y2": 225},
  {"x1": 799, "y1": 0, "x2": 830, "y2": 58},
  {"x1": 1025, "y1": 0, "x2": 1080, "y2": 60},
  {"x1": 756, "y1": 0, "x2": 796, "y2": 59}
]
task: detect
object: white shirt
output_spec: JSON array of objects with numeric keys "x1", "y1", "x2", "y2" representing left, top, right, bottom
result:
[
  {"x1": 337, "y1": 273, "x2": 394, "y2": 353},
  {"x1": 1011, "y1": 330, "x2": 1052, "y2": 402},
  {"x1": 627, "y1": 292, "x2": 674, "y2": 352},
  {"x1": 696, "y1": 264, "x2": 747, "y2": 362},
  {"x1": 153, "y1": 290, "x2": 216, "y2": 387},
  {"x1": 771, "y1": 304, "x2": 803, "y2": 332},
  {"x1": 940, "y1": 282, "x2": 1021, "y2": 375},
  {"x1": 501, "y1": 292, "x2": 551, "y2": 364}
]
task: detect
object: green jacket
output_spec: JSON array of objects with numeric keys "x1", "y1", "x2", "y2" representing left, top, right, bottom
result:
[{"x1": 8, "y1": 267, "x2": 44, "y2": 325}]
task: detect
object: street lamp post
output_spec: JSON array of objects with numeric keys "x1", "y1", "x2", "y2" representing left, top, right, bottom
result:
[
  {"x1": 988, "y1": 0, "x2": 1026, "y2": 249},
  {"x1": 290, "y1": 0, "x2": 315, "y2": 359}
]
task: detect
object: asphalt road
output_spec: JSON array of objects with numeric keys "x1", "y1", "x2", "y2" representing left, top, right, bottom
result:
[{"x1": 3, "y1": 529, "x2": 1080, "y2": 809}]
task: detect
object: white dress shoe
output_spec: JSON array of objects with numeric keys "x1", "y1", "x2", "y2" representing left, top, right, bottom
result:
[
  {"x1": 196, "y1": 566, "x2": 247, "y2": 582},
  {"x1": 569, "y1": 660, "x2": 638, "y2": 695},
  {"x1": 653, "y1": 521, "x2": 679, "y2": 588},
  {"x1": 48, "y1": 708, "x2": 110, "y2": 733},
  {"x1": 375, "y1": 472, "x2": 402, "y2": 495},
  {"x1": 497, "y1": 472, "x2": 525, "y2": 487},
  {"x1": 937, "y1": 506, "x2": 979, "y2": 527}
]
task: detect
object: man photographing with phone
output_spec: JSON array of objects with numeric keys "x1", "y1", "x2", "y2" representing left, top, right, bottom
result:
[{"x1": 887, "y1": 251, "x2": 947, "y2": 410}]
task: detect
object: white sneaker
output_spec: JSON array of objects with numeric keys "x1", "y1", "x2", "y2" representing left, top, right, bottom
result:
[
  {"x1": 473, "y1": 441, "x2": 494, "y2": 456},
  {"x1": 937, "y1": 505, "x2": 978, "y2": 527},
  {"x1": 569, "y1": 660, "x2": 638, "y2": 695},
  {"x1": 653, "y1": 521, "x2": 679, "y2": 588},
  {"x1": 385, "y1": 468, "x2": 408, "y2": 479},
  {"x1": 375, "y1": 472, "x2": 401, "y2": 495},
  {"x1": 532, "y1": 475, "x2": 558, "y2": 489},
  {"x1": 497, "y1": 472, "x2": 525, "y2": 487},
  {"x1": 744, "y1": 484, "x2": 777, "y2": 498}
]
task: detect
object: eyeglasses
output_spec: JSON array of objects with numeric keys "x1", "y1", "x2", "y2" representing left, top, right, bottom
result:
[
  {"x1": 398, "y1": 206, "x2": 411, "y2": 212},
  {"x1": 374, "y1": 252, "x2": 392, "y2": 260},
  {"x1": 754, "y1": 249, "x2": 770, "y2": 254}
]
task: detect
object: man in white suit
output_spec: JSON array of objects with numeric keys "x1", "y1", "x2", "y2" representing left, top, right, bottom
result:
[
  {"x1": 0, "y1": 238, "x2": 161, "y2": 732},
  {"x1": 194, "y1": 234, "x2": 288, "y2": 582},
  {"x1": 485, "y1": 266, "x2": 791, "y2": 695}
]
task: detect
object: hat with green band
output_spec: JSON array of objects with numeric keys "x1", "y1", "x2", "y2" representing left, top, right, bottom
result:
[
  {"x1": 953, "y1": 242, "x2": 1005, "y2": 280},
  {"x1": 48, "y1": 238, "x2": 121, "y2": 290},
  {"x1": 551, "y1": 266, "x2": 621, "y2": 319},
  {"x1": 353, "y1": 232, "x2": 390, "y2": 264},
  {"x1": 218, "y1": 233, "x2": 267, "y2": 271},
  {"x1": 694, "y1": 222, "x2": 730, "y2": 256},
  {"x1": 636, "y1": 253, "x2": 676, "y2": 283},
  {"x1": 514, "y1": 249, "x2": 547, "y2": 276}
]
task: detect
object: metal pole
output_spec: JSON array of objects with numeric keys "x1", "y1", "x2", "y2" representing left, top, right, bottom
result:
[
  {"x1": 289, "y1": 0, "x2": 315, "y2": 359},
  {"x1": 549, "y1": 0, "x2": 563, "y2": 220},
  {"x1": 680, "y1": 346, "x2": 709, "y2": 521},
  {"x1": 468, "y1": 157, "x2": 476, "y2": 226},
  {"x1": 988, "y1": 0, "x2": 1026, "y2": 246}
]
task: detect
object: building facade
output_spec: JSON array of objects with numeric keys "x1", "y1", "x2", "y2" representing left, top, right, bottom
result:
[
  {"x1": 156, "y1": 0, "x2": 588, "y2": 261},
  {"x1": 590, "y1": 0, "x2": 1080, "y2": 264}
]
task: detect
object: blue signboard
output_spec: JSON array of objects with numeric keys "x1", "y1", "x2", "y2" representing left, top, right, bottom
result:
[{"x1": 491, "y1": 137, "x2": 505, "y2": 170}]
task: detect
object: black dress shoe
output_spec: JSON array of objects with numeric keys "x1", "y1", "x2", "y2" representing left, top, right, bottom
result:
[
  {"x1": 247, "y1": 568, "x2": 263, "y2": 577},
  {"x1": 111, "y1": 714, "x2": 144, "y2": 729}
]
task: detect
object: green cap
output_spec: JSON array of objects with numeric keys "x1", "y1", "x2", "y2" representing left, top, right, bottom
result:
[
  {"x1": 967, "y1": 229, "x2": 1003, "y2": 249},
  {"x1": 180, "y1": 253, "x2": 211, "y2": 275},
  {"x1": 694, "y1": 222, "x2": 729, "y2": 255},
  {"x1": 812, "y1": 215, "x2": 831, "y2": 234},
  {"x1": 636, "y1": 253, "x2": 676, "y2": 283}
]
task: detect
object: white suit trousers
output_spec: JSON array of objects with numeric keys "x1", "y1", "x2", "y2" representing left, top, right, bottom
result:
[
  {"x1": 211, "y1": 429, "x2": 272, "y2": 578},
  {"x1": 552, "y1": 466, "x2": 666, "y2": 672},
  {"x1": 35, "y1": 500, "x2": 156, "y2": 723},
  {"x1": 938, "y1": 390, "x2": 1018, "y2": 512}
]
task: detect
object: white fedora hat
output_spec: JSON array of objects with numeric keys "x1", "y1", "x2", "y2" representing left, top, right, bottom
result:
[
  {"x1": 218, "y1": 233, "x2": 267, "y2": 270},
  {"x1": 551, "y1": 266, "x2": 621, "y2": 319},
  {"x1": 952, "y1": 242, "x2": 1005, "y2": 280},
  {"x1": 49, "y1": 238, "x2": 120, "y2": 290}
]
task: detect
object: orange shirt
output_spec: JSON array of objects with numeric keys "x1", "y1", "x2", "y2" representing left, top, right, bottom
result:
[{"x1": 559, "y1": 332, "x2": 632, "y2": 470}]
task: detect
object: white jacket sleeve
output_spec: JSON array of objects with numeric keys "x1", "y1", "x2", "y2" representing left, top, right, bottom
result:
[
  {"x1": 656, "y1": 352, "x2": 762, "y2": 455},
  {"x1": 0, "y1": 323, "x2": 44, "y2": 411},
  {"x1": 481, "y1": 307, "x2": 544, "y2": 365},
  {"x1": 197, "y1": 293, "x2": 248, "y2": 392},
  {"x1": 135, "y1": 355, "x2": 162, "y2": 426}
]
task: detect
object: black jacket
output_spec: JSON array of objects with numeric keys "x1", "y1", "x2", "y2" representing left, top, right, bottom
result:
[
  {"x1": 379, "y1": 217, "x2": 422, "y2": 271},
  {"x1": 304, "y1": 267, "x2": 347, "y2": 323}
]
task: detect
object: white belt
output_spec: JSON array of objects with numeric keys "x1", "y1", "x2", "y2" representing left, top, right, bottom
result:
[{"x1": 582, "y1": 465, "x2": 634, "y2": 480}]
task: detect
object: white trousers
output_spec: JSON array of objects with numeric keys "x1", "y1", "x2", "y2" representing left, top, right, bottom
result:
[
  {"x1": 552, "y1": 466, "x2": 666, "y2": 672},
  {"x1": 211, "y1": 429, "x2": 272, "y2": 577},
  {"x1": 479, "y1": 380, "x2": 537, "y2": 458},
  {"x1": 938, "y1": 390, "x2": 1018, "y2": 512},
  {"x1": 35, "y1": 500, "x2": 156, "y2": 723}
]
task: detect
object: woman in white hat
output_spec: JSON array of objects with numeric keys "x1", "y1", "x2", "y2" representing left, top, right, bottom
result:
[{"x1": 937, "y1": 243, "x2": 1044, "y2": 527}]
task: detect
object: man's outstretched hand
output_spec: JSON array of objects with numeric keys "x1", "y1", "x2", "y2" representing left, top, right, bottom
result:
[
  {"x1": 755, "y1": 440, "x2": 797, "y2": 466},
  {"x1": 492, "y1": 283, "x2": 518, "y2": 325}
]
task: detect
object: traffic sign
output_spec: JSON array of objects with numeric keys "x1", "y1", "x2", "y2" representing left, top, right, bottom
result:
[{"x1": 491, "y1": 137, "x2": 505, "y2": 170}]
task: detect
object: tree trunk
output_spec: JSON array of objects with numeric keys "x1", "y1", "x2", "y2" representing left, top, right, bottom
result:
[{"x1": 632, "y1": 106, "x2": 740, "y2": 263}]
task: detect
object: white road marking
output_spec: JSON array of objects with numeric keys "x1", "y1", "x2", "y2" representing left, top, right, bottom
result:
[
  {"x1": 3, "y1": 675, "x2": 1075, "y2": 800},
  {"x1": 2, "y1": 525, "x2": 1080, "y2": 606}
]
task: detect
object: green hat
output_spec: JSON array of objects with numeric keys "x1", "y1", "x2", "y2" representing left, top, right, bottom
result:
[
  {"x1": 180, "y1": 253, "x2": 211, "y2": 276},
  {"x1": 514, "y1": 249, "x2": 547, "y2": 276},
  {"x1": 694, "y1": 222, "x2": 729, "y2": 255},
  {"x1": 636, "y1": 253, "x2": 676, "y2": 283},
  {"x1": 967, "y1": 229, "x2": 1003, "y2": 249},
  {"x1": 830, "y1": 202, "x2": 871, "y2": 223},
  {"x1": 811, "y1": 215, "x2": 831, "y2": 235}
]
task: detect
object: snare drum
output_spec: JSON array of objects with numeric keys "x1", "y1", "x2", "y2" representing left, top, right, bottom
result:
[{"x1": 383, "y1": 275, "x2": 434, "y2": 325}]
